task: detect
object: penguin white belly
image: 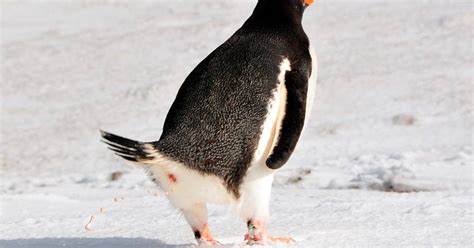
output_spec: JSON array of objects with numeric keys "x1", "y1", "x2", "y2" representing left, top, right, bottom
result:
[{"x1": 148, "y1": 158, "x2": 235, "y2": 209}]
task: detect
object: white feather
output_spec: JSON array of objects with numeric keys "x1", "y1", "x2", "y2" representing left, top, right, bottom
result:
[{"x1": 148, "y1": 156, "x2": 234, "y2": 210}]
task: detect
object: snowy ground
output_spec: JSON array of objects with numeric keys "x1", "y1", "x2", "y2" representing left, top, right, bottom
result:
[{"x1": 1, "y1": 0, "x2": 472, "y2": 247}]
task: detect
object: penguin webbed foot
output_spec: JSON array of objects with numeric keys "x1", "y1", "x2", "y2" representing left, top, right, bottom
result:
[
  {"x1": 244, "y1": 234, "x2": 296, "y2": 245},
  {"x1": 244, "y1": 219, "x2": 296, "y2": 245},
  {"x1": 196, "y1": 238, "x2": 222, "y2": 246},
  {"x1": 193, "y1": 223, "x2": 222, "y2": 246}
]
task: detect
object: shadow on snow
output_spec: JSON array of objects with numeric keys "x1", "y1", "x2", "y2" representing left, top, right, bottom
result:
[{"x1": 0, "y1": 237, "x2": 195, "y2": 248}]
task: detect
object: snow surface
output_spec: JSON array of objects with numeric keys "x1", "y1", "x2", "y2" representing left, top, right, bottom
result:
[{"x1": 1, "y1": 0, "x2": 472, "y2": 247}]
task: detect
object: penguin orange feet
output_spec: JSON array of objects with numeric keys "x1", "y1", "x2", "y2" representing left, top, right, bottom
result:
[
  {"x1": 267, "y1": 236, "x2": 296, "y2": 244},
  {"x1": 194, "y1": 223, "x2": 221, "y2": 246},
  {"x1": 244, "y1": 219, "x2": 296, "y2": 245}
]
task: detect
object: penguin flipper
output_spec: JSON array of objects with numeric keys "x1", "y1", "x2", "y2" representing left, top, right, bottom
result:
[{"x1": 266, "y1": 70, "x2": 308, "y2": 169}]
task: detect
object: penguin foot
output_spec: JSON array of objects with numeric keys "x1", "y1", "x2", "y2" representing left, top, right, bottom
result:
[
  {"x1": 244, "y1": 233, "x2": 295, "y2": 245},
  {"x1": 194, "y1": 223, "x2": 221, "y2": 246},
  {"x1": 197, "y1": 238, "x2": 221, "y2": 246},
  {"x1": 267, "y1": 236, "x2": 296, "y2": 244},
  {"x1": 244, "y1": 219, "x2": 296, "y2": 245}
]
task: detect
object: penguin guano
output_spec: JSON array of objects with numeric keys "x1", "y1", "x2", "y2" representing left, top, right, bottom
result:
[{"x1": 101, "y1": 0, "x2": 317, "y2": 245}]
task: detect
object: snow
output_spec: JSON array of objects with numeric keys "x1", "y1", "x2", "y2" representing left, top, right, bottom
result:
[{"x1": 1, "y1": 0, "x2": 472, "y2": 247}]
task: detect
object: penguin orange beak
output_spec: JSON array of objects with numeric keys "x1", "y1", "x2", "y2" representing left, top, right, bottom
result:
[{"x1": 304, "y1": 0, "x2": 314, "y2": 6}]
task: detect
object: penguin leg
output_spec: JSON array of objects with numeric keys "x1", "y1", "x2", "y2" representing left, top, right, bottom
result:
[
  {"x1": 182, "y1": 203, "x2": 221, "y2": 245},
  {"x1": 239, "y1": 167, "x2": 295, "y2": 244}
]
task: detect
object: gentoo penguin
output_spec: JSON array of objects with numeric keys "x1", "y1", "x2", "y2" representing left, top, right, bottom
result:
[{"x1": 101, "y1": 0, "x2": 317, "y2": 245}]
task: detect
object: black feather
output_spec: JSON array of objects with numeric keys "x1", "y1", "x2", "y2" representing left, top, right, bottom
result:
[{"x1": 100, "y1": 130, "x2": 158, "y2": 164}]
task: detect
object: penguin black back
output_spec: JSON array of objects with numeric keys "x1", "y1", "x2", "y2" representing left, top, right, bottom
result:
[{"x1": 156, "y1": 0, "x2": 313, "y2": 197}]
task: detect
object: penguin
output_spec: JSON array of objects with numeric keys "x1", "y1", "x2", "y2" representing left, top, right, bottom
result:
[{"x1": 101, "y1": 0, "x2": 317, "y2": 245}]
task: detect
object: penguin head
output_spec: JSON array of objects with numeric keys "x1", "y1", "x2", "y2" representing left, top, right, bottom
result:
[
  {"x1": 257, "y1": 0, "x2": 315, "y2": 10},
  {"x1": 250, "y1": 0, "x2": 314, "y2": 26}
]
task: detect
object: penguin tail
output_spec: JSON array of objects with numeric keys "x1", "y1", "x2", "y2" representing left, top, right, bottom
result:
[{"x1": 100, "y1": 130, "x2": 160, "y2": 165}]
